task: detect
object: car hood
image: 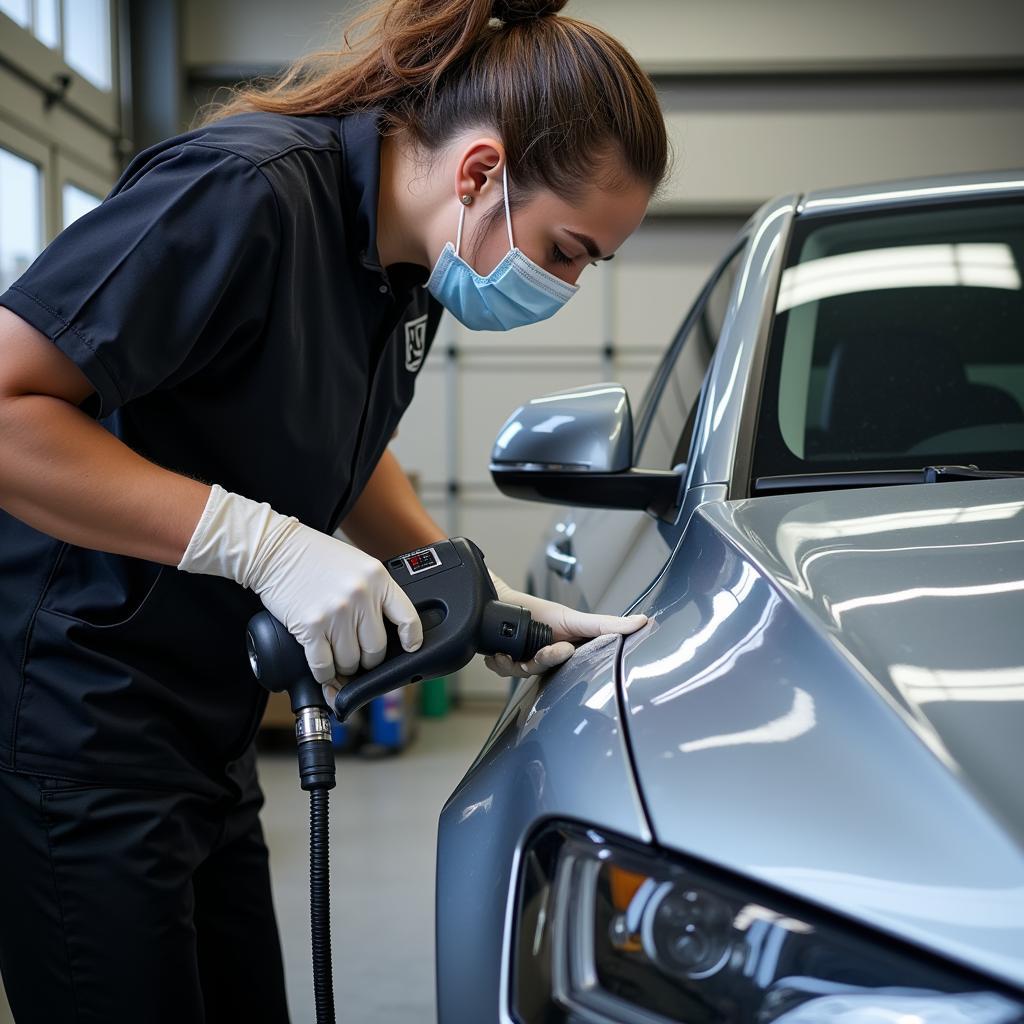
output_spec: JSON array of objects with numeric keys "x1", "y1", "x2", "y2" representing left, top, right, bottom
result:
[
  {"x1": 620, "y1": 478, "x2": 1024, "y2": 987},
  {"x1": 718, "y1": 477, "x2": 1024, "y2": 839}
]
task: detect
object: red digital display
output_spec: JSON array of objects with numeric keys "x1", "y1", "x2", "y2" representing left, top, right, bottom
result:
[{"x1": 405, "y1": 549, "x2": 439, "y2": 573}]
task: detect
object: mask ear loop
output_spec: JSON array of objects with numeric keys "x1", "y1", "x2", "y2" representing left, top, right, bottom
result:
[
  {"x1": 502, "y1": 162, "x2": 515, "y2": 250},
  {"x1": 455, "y1": 201, "x2": 467, "y2": 259},
  {"x1": 454, "y1": 161, "x2": 513, "y2": 260}
]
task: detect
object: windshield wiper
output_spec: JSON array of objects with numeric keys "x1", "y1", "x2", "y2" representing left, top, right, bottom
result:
[
  {"x1": 753, "y1": 465, "x2": 1024, "y2": 495},
  {"x1": 922, "y1": 464, "x2": 1024, "y2": 483}
]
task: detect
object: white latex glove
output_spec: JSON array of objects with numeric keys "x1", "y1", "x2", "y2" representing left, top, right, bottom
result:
[
  {"x1": 177, "y1": 485, "x2": 423, "y2": 697},
  {"x1": 484, "y1": 570, "x2": 647, "y2": 678}
]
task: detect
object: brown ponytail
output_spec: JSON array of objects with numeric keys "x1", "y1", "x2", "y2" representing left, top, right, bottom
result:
[{"x1": 196, "y1": 0, "x2": 668, "y2": 202}]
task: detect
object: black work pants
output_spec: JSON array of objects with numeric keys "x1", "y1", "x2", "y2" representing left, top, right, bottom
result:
[{"x1": 0, "y1": 746, "x2": 290, "y2": 1023}]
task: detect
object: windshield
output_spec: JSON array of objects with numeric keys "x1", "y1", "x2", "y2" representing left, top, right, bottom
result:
[{"x1": 752, "y1": 198, "x2": 1024, "y2": 486}]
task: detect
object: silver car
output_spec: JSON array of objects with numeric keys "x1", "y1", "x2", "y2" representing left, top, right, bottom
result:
[{"x1": 436, "y1": 171, "x2": 1024, "y2": 1024}]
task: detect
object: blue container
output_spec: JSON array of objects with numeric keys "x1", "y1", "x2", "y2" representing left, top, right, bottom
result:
[{"x1": 368, "y1": 689, "x2": 415, "y2": 752}]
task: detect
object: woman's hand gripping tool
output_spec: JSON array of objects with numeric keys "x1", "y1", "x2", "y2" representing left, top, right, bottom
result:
[{"x1": 245, "y1": 537, "x2": 552, "y2": 774}]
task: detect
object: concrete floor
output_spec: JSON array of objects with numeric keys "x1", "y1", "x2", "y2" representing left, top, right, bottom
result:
[{"x1": 260, "y1": 708, "x2": 497, "y2": 1024}]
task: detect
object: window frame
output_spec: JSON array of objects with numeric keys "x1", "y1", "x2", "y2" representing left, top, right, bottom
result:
[
  {"x1": 633, "y1": 239, "x2": 748, "y2": 468},
  {"x1": 727, "y1": 210, "x2": 794, "y2": 501},
  {"x1": 0, "y1": 115, "x2": 50, "y2": 286},
  {"x1": 1, "y1": 112, "x2": 117, "y2": 247},
  {"x1": 0, "y1": 1, "x2": 120, "y2": 291},
  {"x1": 56, "y1": 147, "x2": 110, "y2": 227},
  {"x1": 0, "y1": 2, "x2": 119, "y2": 135}
]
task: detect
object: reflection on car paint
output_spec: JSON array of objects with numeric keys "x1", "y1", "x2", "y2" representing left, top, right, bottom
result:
[
  {"x1": 620, "y1": 482, "x2": 1024, "y2": 988},
  {"x1": 436, "y1": 631, "x2": 651, "y2": 1022}
]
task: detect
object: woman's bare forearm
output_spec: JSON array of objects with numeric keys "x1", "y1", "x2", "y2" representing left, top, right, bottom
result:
[
  {"x1": 0, "y1": 308, "x2": 209, "y2": 565},
  {"x1": 0, "y1": 392, "x2": 210, "y2": 565},
  {"x1": 339, "y1": 448, "x2": 446, "y2": 560}
]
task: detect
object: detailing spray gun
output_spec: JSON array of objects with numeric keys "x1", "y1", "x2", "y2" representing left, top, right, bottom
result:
[{"x1": 245, "y1": 537, "x2": 552, "y2": 1024}]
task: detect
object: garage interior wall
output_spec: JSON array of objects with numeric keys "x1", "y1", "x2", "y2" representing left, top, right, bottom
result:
[{"x1": 183, "y1": 0, "x2": 1024, "y2": 699}]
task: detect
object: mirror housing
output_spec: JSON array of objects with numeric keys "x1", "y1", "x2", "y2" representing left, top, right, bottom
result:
[{"x1": 489, "y1": 383, "x2": 683, "y2": 515}]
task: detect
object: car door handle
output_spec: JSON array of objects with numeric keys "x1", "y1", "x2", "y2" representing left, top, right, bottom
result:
[{"x1": 545, "y1": 536, "x2": 577, "y2": 581}]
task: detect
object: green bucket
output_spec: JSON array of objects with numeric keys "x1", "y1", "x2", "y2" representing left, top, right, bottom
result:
[{"x1": 420, "y1": 676, "x2": 449, "y2": 717}]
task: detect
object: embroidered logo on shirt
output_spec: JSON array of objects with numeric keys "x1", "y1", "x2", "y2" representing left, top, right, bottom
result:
[{"x1": 404, "y1": 314, "x2": 428, "y2": 373}]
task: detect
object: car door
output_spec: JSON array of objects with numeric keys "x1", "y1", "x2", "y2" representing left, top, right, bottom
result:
[{"x1": 537, "y1": 240, "x2": 748, "y2": 614}]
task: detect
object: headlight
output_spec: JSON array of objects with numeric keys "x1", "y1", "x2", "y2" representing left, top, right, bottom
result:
[{"x1": 513, "y1": 823, "x2": 1024, "y2": 1024}]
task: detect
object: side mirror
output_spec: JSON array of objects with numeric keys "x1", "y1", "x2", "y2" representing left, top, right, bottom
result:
[{"x1": 489, "y1": 383, "x2": 683, "y2": 515}]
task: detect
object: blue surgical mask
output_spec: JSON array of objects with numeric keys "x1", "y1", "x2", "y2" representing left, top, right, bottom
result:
[{"x1": 426, "y1": 163, "x2": 579, "y2": 331}]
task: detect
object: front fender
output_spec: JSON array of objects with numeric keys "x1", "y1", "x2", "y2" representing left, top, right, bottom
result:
[{"x1": 435, "y1": 633, "x2": 650, "y2": 1023}]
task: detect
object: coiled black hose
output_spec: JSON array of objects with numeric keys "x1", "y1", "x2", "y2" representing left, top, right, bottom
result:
[{"x1": 310, "y1": 788, "x2": 336, "y2": 1024}]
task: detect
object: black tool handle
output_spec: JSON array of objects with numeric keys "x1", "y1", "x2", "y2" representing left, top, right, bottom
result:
[
  {"x1": 246, "y1": 538, "x2": 551, "y2": 723},
  {"x1": 329, "y1": 538, "x2": 512, "y2": 719},
  {"x1": 246, "y1": 610, "x2": 323, "y2": 711},
  {"x1": 246, "y1": 597, "x2": 471, "y2": 722},
  {"x1": 330, "y1": 609, "x2": 474, "y2": 721}
]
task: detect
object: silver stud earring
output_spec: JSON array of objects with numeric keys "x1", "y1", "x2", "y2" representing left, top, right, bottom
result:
[{"x1": 460, "y1": 194, "x2": 474, "y2": 206}]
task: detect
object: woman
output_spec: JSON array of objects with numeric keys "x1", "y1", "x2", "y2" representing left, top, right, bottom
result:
[{"x1": 0, "y1": 0, "x2": 667, "y2": 1019}]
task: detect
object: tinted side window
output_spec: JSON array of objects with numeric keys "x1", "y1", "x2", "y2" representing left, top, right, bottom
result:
[{"x1": 635, "y1": 246, "x2": 744, "y2": 469}]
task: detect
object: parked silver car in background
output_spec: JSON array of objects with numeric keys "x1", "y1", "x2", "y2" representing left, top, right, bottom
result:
[{"x1": 436, "y1": 171, "x2": 1024, "y2": 1024}]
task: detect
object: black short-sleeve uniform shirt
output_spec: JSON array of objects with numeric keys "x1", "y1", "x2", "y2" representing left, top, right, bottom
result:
[{"x1": 0, "y1": 109, "x2": 442, "y2": 794}]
